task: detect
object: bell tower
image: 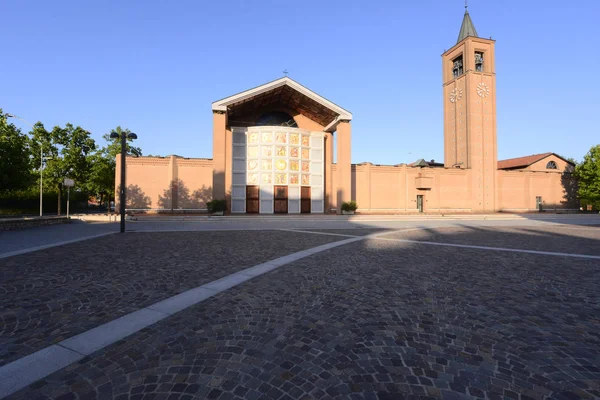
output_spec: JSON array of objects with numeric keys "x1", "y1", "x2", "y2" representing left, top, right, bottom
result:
[{"x1": 442, "y1": 5, "x2": 497, "y2": 211}]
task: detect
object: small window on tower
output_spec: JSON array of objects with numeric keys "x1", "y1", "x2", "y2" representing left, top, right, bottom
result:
[
  {"x1": 546, "y1": 161, "x2": 558, "y2": 170},
  {"x1": 452, "y1": 56, "x2": 464, "y2": 78},
  {"x1": 475, "y1": 52, "x2": 484, "y2": 72}
]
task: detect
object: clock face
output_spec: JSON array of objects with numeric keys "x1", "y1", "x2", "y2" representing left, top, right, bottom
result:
[
  {"x1": 477, "y1": 82, "x2": 490, "y2": 98},
  {"x1": 449, "y1": 88, "x2": 463, "y2": 103}
]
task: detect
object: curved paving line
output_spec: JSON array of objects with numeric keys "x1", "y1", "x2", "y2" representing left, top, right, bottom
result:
[{"x1": 0, "y1": 230, "x2": 397, "y2": 399}]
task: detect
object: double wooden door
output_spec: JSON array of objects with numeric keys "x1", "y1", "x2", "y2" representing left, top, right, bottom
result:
[
  {"x1": 274, "y1": 186, "x2": 288, "y2": 214},
  {"x1": 301, "y1": 186, "x2": 311, "y2": 213},
  {"x1": 246, "y1": 186, "x2": 259, "y2": 213}
]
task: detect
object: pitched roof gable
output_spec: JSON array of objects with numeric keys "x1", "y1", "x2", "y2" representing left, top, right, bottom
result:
[
  {"x1": 497, "y1": 152, "x2": 574, "y2": 170},
  {"x1": 212, "y1": 77, "x2": 352, "y2": 132}
]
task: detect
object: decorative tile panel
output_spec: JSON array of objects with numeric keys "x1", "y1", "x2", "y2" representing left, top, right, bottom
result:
[{"x1": 232, "y1": 126, "x2": 324, "y2": 213}]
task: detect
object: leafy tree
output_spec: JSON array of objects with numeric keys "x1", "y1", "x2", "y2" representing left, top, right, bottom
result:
[
  {"x1": 105, "y1": 126, "x2": 142, "y2": 159},
  {"x1": 30, "y1": 123, "x2": 96, "y2": 214},
  {"x1": 574, "y1": 145, "x2": 600, "y2": 209},
  {"x1": 86, "y1": 127, "x2": 142, "y2": 208},
  {"x1": 0, "y1": 110, "x2": 34, "y2": 193}
]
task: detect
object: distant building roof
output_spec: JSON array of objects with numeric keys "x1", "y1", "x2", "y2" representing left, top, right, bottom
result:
[
  {"x1": 408, "y1": 159, "x2": 444, "y2": 168},
  {"x1": 497, "y1": 152, "x2": 574, "y2": 170}
]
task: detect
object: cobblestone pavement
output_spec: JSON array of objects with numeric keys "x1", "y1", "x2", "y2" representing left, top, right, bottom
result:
[
  {"x1": 0, "y1": 231, "x2": 343, "y2": 366},
  {"x1": 381, "y1": 225, "x2": 600, "y2": 256},
  {"x1": 8, "y1": 226, "x2": 600, "y2": 399}
]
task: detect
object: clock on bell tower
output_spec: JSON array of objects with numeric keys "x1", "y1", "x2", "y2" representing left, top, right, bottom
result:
[{"x1": 442, "y1": 5, "x2": 497, "y2": 211}]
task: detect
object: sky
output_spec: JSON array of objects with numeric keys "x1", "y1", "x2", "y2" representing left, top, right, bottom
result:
[{"x1": 2, "y1": 0, "x2": 599, "y2": 165}]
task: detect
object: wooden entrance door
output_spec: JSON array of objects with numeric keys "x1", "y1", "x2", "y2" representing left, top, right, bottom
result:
[
  {"x1": 274, "y1": 186, "x2": 288, "y2": 214},
  {"x1": 246, "y1": 186, "x2": 259, "y2": 214},
  {"x1": 301, "y1": 186, "x2": 311, "y2": 214}
]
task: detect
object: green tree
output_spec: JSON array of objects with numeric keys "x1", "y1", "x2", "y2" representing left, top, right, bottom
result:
[
  {"x1": 0, "y1": 110, "x2": 34, "y2": 193},
  {"x1": 575, "y1": 145, "x2": 600, "y2": 209},
  {"x1": 86, "y1": 127, "x2": 142, "y2": 208},
  {"x1": 30, "y1": 123, "x2": 96, "y2": 214}
]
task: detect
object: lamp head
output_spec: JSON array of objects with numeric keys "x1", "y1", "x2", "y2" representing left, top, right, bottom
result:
[
  {"x1": 109, "y1": 132, "x2": 119, "y2": 139},
  {"x1": 127, "y1": 133, "x2": 138, "y2": 140}
]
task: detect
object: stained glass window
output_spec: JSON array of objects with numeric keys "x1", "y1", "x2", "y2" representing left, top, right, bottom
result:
[
  {"x1": 248, "y1": 132, "x2": 259, "y2": 143},
  {"x1": 290, "y1": 134, "x2": 299, "y2": 145},
  {"x1": 290, "y1": 174, "x2": 299, "y2": 185},
  {"x1": 275, "y1": 160, "x2": 287, "y2": 171},
  {"x1": 290, "y1": 160, "x2": 299, "y2": 171},
  {"x1": 248, "y1": 160, "x2": 259, "y2": 170},
  {"x1": 262, "y1": 132, "x2": 273, "y2": 143},
  {"x1": 276, "y1": 133, "x2": 287, "y2": 144},
  {"x1": 275, "y1": 173, "x2": 287, "y2": 184},
  {"x1": 247, "y1": 146, "x2": 258, "y2": 158},
  {"x1": 290, "y1": 147, "x2": 299, "y2": 158},
  {"x1": 276, "y1": 146, "x2": 286, "y2": 157}
]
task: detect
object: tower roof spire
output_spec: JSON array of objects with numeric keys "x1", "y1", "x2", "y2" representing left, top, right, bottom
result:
[{"x1": 457, "y1": 2, "x2": 478, "y2": 43}]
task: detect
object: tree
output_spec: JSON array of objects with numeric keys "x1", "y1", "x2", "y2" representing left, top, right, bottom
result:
[
  {"x1": 86, "y1": 127, "x2": 142, "y2": 208},
  {"x1": 575, "y1": 145, "x2": 600, "y2": 209},
  {"x1": 30, "y1": 123, "x2": 96, "y2": 214},
  {"x1": 0, "y1": 110, "x2": 34, "y2": 193}
]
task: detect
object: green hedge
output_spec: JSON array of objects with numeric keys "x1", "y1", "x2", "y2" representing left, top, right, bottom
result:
[{"x1": 0, "y1": 189, "x2": 89, "y2": 215}]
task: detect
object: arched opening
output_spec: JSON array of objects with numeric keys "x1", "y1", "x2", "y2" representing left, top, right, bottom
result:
[
  {"x1": 255, "y1": 111, "x2": 298, "y2": 128},
  {"x1": 546, "y1": 161, "x2": 557, "y2": 170}
]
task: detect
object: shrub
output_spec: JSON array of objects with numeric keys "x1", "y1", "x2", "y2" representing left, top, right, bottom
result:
[
  {"x1": 341, "y1": 201, "x2": 358, "y2": 212},
  {"x1": 207, "y1": 199, "x2": 226, "y2": 213}
]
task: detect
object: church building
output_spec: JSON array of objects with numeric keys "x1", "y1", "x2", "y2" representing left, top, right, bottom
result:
[{"x1": 117, "y1": 8, "x2": 576, "y2": 214}]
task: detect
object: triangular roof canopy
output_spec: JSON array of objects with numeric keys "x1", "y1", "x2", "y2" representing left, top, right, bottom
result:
[
  {"x1": 212, "y1": 77, "x2": 352, "y2": 132},
  {"x1": 457, "y1": 9, "x2": 478, "y2": 43}
]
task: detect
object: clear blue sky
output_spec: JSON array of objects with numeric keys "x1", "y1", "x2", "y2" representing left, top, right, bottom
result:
[{"x1": 2, "y1": 0, "x2": 598, "y2": 164}]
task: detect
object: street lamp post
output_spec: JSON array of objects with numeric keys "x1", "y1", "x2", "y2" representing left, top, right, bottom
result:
[
  {"x1": 5, "y1": 113, "x2": 47, "y2": 217},
  {"x1": 110, "y1": 130, "x2": 138, "y2": 233}
]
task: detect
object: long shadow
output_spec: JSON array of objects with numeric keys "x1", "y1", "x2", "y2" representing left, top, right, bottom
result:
[{"x1": 158, "y1": 179, "x2": 212, "y2": 212}]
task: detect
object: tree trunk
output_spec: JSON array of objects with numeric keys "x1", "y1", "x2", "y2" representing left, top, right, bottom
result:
[{"x1": 57, "y1": 184, "x2": 62, "y2": 216}]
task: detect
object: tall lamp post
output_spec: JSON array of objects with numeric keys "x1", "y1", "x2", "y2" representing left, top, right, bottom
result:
[
  {"x1": 5, "y1": 113, "x2": 48, "y2": 217},
  {"x1": 110, "y1": 130, "x2": 138, "y2": 233}
]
